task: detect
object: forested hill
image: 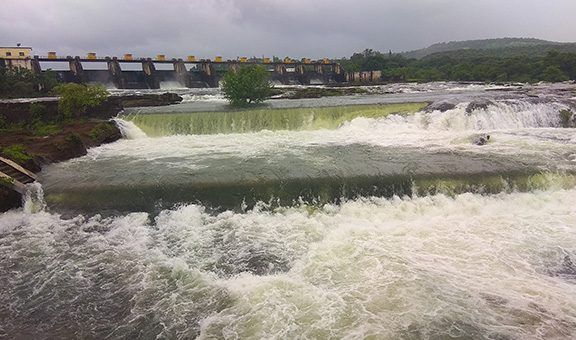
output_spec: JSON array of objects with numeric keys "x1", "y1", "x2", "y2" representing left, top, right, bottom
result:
[{"x1": 402, "y1": 38, "x2": 572, "y2": 59}]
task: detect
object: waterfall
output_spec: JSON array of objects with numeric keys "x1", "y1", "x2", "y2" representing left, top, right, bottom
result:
[
  {"x1": 422, "y1": 99, "x2": 570, "y2": 131},
  {"x1": 112, "y1": 118, "x2": 148, "y2": 139},
  {"x1": 119, "y1": 99, "x2": 571, "y2": 137},
  {"x1": 22, "y1": 182, "x2": 46, "y2": 214},
  {"x1": 119, "y1": 103, "x2": 427, "y2": 136}
]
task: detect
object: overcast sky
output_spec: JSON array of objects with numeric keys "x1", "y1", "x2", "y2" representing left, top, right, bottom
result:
[{"x1": 1, "y1": 0, "x2": 575, "y2": 60}]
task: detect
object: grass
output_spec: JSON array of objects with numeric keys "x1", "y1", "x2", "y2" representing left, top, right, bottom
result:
[
  {"x1": 1, "y1": 144, "x2": 32, "y2": 164},
  {"x1": 0, "y1": 175, "x2": 15, "y2": 187},
  {"x1": 31, "y1": 122, "x2": 61, "y2": 136}
]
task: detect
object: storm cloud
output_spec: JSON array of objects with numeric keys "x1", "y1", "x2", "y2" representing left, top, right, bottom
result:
[{"x1": 1, "y1": 0, "x2": 575, "y2": 60}]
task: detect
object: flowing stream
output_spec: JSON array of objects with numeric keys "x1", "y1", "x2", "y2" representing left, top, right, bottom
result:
[{"x1": 1, "y1": 83, "x2": 576, "y2": 339}]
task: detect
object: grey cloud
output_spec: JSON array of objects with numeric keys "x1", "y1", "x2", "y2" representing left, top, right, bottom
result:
[{"x1": 1, "y1": 0, "x2": 575, "y2": 60}]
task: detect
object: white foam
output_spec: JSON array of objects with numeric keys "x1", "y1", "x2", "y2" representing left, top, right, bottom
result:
[{"x1": 112, "y1": 118, "x2": 148, "y2": 139}]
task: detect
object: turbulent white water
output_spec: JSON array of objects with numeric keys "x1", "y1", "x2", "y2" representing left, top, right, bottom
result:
[
  {"x1": 1, "y1": 189, "x2": 576, "y2": 339},
  {"x1": 2, "y1": 83, "x2": 576, "y2": 339}
]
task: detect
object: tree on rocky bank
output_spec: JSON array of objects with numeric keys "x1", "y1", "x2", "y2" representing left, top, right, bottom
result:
[
  {"x1": 222, "y1": 65, "x2": 272, "y2": 107},
  {"x1": 54, "y1": 83, "x2": 108, "y2": 119}
]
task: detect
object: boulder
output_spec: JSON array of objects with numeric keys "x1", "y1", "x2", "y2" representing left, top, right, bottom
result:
[
  {"x1": 116, "y1": 92, "x2": 183, "y2": 108},
  {"x1": 466, "y1": 99, "x2": 494, "y2": 114},
  {"x1": 425, "y1": 100, "x2": 456, "y2": 112}
]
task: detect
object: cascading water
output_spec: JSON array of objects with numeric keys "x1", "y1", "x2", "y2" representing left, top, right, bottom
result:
[
  {"x1": 119, "y1": 103, "x2": 428, "y2": 136},
  {"x1": 2, "y1": 83, "x2": 576, "y2": 339},
  {"x1": 43, "y1": 97, "x2": 575, "y2": 214},
  {"x1": 21, "y1": 182, "x2": 46, "y2": 214},
  {"x1": 112, "y1": 117, "x2": 148, "y2": 139}
]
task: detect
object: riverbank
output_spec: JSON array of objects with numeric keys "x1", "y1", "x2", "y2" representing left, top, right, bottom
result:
[
  {"x1": 0, "y1": 92, "x2": 183, "y2": 212},
  {"x1": 0, "y1": 120, "x2": 122, "y2": 211}
]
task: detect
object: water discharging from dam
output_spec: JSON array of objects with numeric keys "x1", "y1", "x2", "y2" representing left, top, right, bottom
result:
[{"x1": 1, "y1": 83, "x2": 576, "y2": 339}]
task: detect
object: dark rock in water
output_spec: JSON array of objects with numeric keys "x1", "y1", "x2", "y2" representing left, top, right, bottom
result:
[
  {"x1": 558, "y1": 255, "x2": 576, "y2": 276},
  {"x1": 117, "y1": 92, "x2": 183, "y2": 108},
  {"x1": 548, "y1": 254, "x2": 576, "y2": 281},
  {"x1": 0, "y1": 186, "x2": 21, "y2": 212},
  {"x1": 473, "y1": 134, "x2": 490, "y2": 146},
  {"x1": 559, "y1": 109, "x2": 575, "y2": 128},
  {"x1": 426, "y1": 100, "x2": 456, "y2": 112},
  {"x1": 480, "y1": 293, "x2": 508, "y2": 306},
  {"x1": 466, "y1": 99, "x2": 494, "y2": 114}
]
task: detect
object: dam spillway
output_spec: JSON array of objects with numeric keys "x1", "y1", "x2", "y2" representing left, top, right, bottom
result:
[{"x1": 40, "y1": 87, "x2": 576, "y2": 214}]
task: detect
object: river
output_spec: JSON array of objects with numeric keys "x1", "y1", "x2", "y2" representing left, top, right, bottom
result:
[{"x1": 1, "y1": 82, "x2": 576, "y2": 339}]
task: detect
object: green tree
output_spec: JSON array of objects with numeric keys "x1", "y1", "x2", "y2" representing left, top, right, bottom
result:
[
  {"x1": 54, "y1": 83, "x2": 108, "y2": 118},
  {"x1": 222, "y1": 65, "x2": 272, "y2": 107},
  {"x1": 0, "y1": 68, "x2": 60, "y2": 98},
  {"x1": 541, "y1": 66, "x2": 569, "y2": 82}
]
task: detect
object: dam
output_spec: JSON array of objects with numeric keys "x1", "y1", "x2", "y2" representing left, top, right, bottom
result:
[{"x1": 1, "y1": 51, "x2": 347, "y2": 89}]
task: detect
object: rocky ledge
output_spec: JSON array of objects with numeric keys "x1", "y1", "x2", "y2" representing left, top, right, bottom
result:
[
  {"x1": 0, "y1": 120, "x2": 122, "y2": 212},
  {"x1": 0, "y1": 92, "x2": 182, "y2": 212}
]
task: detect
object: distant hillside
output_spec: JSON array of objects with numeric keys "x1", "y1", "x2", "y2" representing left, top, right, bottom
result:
[
  {"x1": 423, "y1": 44, "x2": 576, "y2": 60},
  {"x1": 401, "y1": 38, "x2": 572, "y2": 59}
]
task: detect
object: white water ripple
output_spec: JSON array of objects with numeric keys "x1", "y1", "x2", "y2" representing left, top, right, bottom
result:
[{"x1": 1, "y1": 189, "x2": 576, "y2": 339}]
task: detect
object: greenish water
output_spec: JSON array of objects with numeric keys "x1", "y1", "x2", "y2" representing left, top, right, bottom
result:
[{"x1": 121, "y1": 103, "x2": 428, "y2": 136}]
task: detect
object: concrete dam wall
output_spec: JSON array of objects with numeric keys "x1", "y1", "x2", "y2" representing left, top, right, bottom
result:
[{"x1": 25, "y1": 55, "x2": 348, "y2": 89}]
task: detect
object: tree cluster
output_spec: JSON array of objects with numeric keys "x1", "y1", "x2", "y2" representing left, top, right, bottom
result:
[
  {"x1": 339, "y1": 49, "x2": 576, "y2": 83},
  {"x1": 0, "y1": 67, "x2": 59, "y2": 98}
]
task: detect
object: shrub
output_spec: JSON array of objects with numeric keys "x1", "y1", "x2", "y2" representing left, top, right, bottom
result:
[
  {"x1": 29, "y1": 102, "x2": 47, "y2": 118},
  {"x1": 89, "y1": 122, "x2": 118, "y2": 143},
  {"x1": 54, "y1": 83, "x2": 108, "y2": 118},
  {"x1": 0, "y1": 68, "x2": 60, "y2": 98},
  {"x1": 1, "y1": 144, "x2": 32, "y2": 163},
  {"x1": 222, "y1": 65, "x2": 272, "y2": 107}
]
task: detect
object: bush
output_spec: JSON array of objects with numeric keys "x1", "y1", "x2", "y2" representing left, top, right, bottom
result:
[
  {"x1": 54, "y1": 83, "x2": 108, "y2": 118},
  {"x1": 29, "y1": 102, "x2": 47, "y2": 118},
  {"x1": 89, "y1": 122, "x2": 118, "y2": 143},
  {"x1": 0, "y1": 68, "x2": 60, "y2": 98},
  {"x1": 222, "y1": 65, "x2": 272, "y2": 107},
  {"x1": 1, "y1": 144, "x2": 32, "y2": 163}
]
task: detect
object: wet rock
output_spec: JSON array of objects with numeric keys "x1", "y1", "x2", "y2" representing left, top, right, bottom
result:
[
  {"x1": 116, "y1": 92, "x2": 183, "y2": 108},
  {"x1": 0, "y1": 186, "x2": 21, "y2": 212},
  {"x1": 559, "y1": 109, "x2": 575, "y2": 128},
  {"x1": 558, "y1": 255, "x2": 576, "y2": 277},
  {"x1": 473, "y1": 134, "x2": 491, "y2": 146},
  {"x1": 209, "y1": 250, "x2": 291, "y2": 277},
  {"x1": 425, "y1": 100, "x2": 456, "y2": 112},
  {"x1": 480, "y1": 293, "x2": 508, "y2": 306},
  {"x1": 466, "y1": 99, "x2": 494, "y2": 114}
]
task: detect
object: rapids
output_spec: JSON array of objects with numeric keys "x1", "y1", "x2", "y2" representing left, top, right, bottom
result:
[{"x1": 1, "y1": 82, "x2": 576, "y2": 339}]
